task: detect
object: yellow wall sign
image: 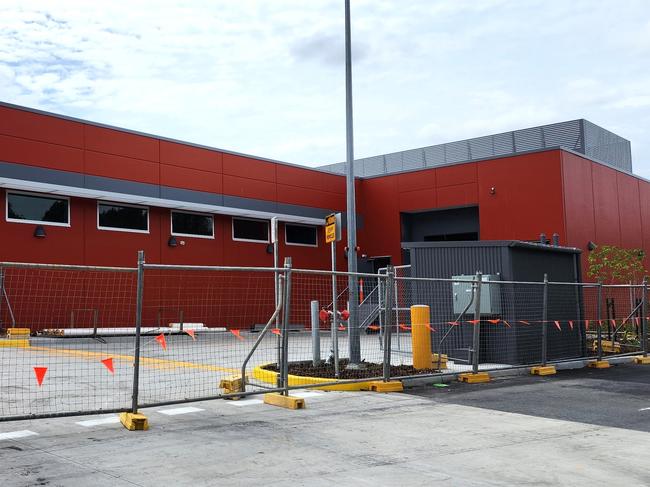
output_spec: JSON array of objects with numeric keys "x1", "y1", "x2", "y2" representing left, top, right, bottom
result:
[{"x1": 325, "y1": 213, "x2": 340, "y2": 243}]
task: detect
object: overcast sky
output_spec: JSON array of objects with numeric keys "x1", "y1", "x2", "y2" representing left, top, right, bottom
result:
[{"x1": 1, "y1": 0, "x2": 649, "y2": 177}]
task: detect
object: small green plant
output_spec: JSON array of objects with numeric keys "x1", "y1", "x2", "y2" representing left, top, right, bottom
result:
[{"x1": 587, "y1": 245, "x2": 647, "y2": 284}]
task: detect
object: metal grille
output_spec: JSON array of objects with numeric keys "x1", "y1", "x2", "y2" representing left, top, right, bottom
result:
[{"x1": 319, "y1": 119, "x2": 632, "y2": 177}]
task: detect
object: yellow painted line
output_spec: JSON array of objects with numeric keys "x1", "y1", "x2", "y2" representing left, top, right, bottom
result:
[{"x1": 25, "y1": 346, "x2": 238, "y2": 374}]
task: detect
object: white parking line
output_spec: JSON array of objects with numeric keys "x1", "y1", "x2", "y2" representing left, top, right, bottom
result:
[
  {"x1": 228, "y1": 398, "x2": 264, "y2": 407},
  {"x1": 639, "y1": 407, "x2": 650, "y2": 412},
  {"x1": 157, "y1": 407, "x2": 205, "y2": 416},
  {"x1": 76, "y1": 416, "x2": 121, "y2": 427},
  {"x1": 0, "y1": 430, "x2": 39, "y2": 441}
]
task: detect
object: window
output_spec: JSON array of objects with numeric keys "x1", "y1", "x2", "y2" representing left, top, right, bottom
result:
[
  {"x1": 285, "y1": 223, "x2": 318, "y2": 247},
  {"x1": 6, "y1": 191, "x2": 69, "y2": 226},
  {"x1": 171, "y1": 211, "x2": 214, "y2": 238},
  {"x1": 98, "y1": 202, "x2": 149, "y2": 233},
  {"x1": 232, "y1": 217, "x2": 269, "y2": 243}
]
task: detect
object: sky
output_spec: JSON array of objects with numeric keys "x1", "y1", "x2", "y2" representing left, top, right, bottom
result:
[{"x1": 1, "y1": 0, "x2": 649, "y2": 176}]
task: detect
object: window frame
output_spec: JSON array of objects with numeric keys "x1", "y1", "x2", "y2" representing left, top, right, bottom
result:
[
  {"x1": 231, "y1": 217, "x2": 270, "y2": 243},
  {"x1": 5, "y1": 190, "x2": 71, "y2": 227},
  {"x1": 97, "y1": 201, "x2": 150, "y2": 234},
  {"x1": 170, "y1": 210, "x2": 215, "y2": 239},
  {"x1": 284, "y1": 223, "x2": 318, "y2": 247}
]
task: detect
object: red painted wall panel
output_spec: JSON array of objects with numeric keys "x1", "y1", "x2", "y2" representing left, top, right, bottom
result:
[
  {"x1": 477, "y1": 152, "x2": 565, "y2": 241},
  {"x1": 276, "y1": 184, "x2": 345, "y2": 210},
  {"x1": 436, "y1": 163, "x2": 477, "y2": 187},
  {"x1": 84, "y1": 125, "x2": 159, "y2": 162},
  {"x1": 223, "y1": 153, "x2": 276, "y2": 182},
  {"x1": 616, "y1": 172, "x2": 643, "y2": 249},
  {"x1": 160, "y1": 164, "x2": 222, "y2": 194},
  {"x1": 0, "y1": 106, "x2": 84, "y2": 148},
  {"x1": 85, "y1": 151, "x2": 160, "y2": 185},
  {"x1": 276, "y1": 165, "x2": 345, "y2": 194},
  {"x1": 591, "y1": 163, "x2": 622, "y2": 247},
  {"x1": 639, "y1": 184, "x2": 650, "y2": 269},
  {"x1": 398, "y1": 169, "x2": 436, "y2": 192},
  {"x1": 159, "y1": 141, "x2": 223, "y2": 173},
  {"x1": 398, "y1": 188, "x2": 436, "y2": 211},
  {"x1": 0, "y1": 134, "x2": 84, "y2": 173},
  {"x1": 436, "y1": 182, "x2": 478, "y2": 208},
  {"x1": 222, "y1": 174, "x2": 276, "y2": 200}
]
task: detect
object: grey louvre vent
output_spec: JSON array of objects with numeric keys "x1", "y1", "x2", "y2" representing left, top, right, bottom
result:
[{"x1": 318, "y1": 119, "x2": 632, "y2": 177}]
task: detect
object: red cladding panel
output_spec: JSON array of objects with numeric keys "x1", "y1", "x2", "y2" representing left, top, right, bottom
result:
[
  {"x1": 591, "y1": 163, "x2": 621, "y2": 247},
  {"x1": 398, "y1": 169, "x2": 436, "y2": 192},
  {"x1": 478, "y1": 152, "x2": 565, "y2": 241},
  {"x1": 276, "y1": 165, "x2": 345, "y2": 194},
  {"x1": 436, "y1": 163, "x2": 477, "y2": 187},
  {"x1": 84, "y1": 125, "x2": 159, "y2": 162},
  {"x1": 222, "y1": 174, "x2": 276, "y2": 201},
  {"x1": 0, "y1": 134, "x2": 84, "y2": 173},
  {"x1": 436, "y1": 183, "x2": 478, "y2": 207},
  {"x1": 616, "y1": 172, "x2": 643, "y2": 249},
  {"x1": 399, "y1": 188, "x2": 436, "y2": 211},
  {"x1": 160, "y1": 164, "x2": 222, "y2": 194},
  {"x1": 0, "y1": 106, "x2": 84, "y2": 148},
  {"x1": 357, "y1": 176, "x2": 401, "y2": 263},
  {"x1": 223, "y1": 153, "x2": 276, "y2": 182},
  {"x1": 159, "y1": 141, "x2": 223, "y2": 173},
  {"x1": 85, "y1": 151, "x2": 160, "y2": 185},
  {"x1": 276, "y1": 185, "x2": 345, "y2": 210}
]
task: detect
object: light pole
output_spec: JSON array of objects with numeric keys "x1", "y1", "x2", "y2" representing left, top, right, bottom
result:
[{"x1": 344, "y1": 0, "x2": 361, "y2": 366}]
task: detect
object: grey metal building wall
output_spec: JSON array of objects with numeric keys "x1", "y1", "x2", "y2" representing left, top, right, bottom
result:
[{"x1": 320, "y1": 119, "x2": 632, "y2": 177}]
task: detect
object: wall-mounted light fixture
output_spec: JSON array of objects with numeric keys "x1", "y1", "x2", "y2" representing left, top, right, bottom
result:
[
  {"x1": 33, "y1": 225, "x2": 46, "y2": 238},
  {"x1": 489, "y1": 187, "x2": 496, "y2": 195},
  {"x1": 168, "y1": 235, "x2": 178, "y2": 247}
]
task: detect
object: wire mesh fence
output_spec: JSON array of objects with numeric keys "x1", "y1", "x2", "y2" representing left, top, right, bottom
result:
[{"x1": 0, "y1": 257, "x2": 647, "y2": 422}]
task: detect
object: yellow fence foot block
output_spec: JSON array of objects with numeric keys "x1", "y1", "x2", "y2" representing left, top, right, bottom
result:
[
  {"x1": 220, "y1": 375, "x2": 246, "y2": 399},
  {"x1": 7, "y1": 328, "x2": 30, "y2": 337},
  {"x1": 530, "y1": 365, "x2": 557, "y2": 376},
  {"x1": 588, "y1": 360, "x2": 610, "y2": 369},
  {"x1": 458, "y1": 372, "x2": 490, "y2": 384},
  {"x1": 264, "y1": 393, "x2": 305, "y2": 410},
  {"x1": 0, "y1": 339, "x2": 30, "y2": 348},
  {"x1": 633, "y1": 356, "x2": 650, "y2": 365},
  {"x1": 368, "y1": 381, "x2": 403, "y2": 393},
  {"x1": 119, "y1": 412, "x2": 149, "y2": 431}
]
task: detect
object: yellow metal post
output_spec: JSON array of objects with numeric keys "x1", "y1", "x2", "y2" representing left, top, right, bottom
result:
[{"x1": 410, "y1": 305, "x2": 433, "y2": 370}]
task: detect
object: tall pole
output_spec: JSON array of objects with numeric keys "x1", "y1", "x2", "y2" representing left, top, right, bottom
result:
[{"x1": 344, "y1": 0, "x2": 361, "y2": 366}]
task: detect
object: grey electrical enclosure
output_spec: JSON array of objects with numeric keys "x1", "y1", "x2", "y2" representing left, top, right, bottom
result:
[{"x1": 452, "y1": 274, "x2": 501, "y2": 315}]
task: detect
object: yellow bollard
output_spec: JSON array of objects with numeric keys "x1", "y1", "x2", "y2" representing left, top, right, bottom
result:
[{"x1": 410, "y1": 305, "x2": 433, "y2": 370}]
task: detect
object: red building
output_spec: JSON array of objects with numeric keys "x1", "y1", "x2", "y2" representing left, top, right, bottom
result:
[{"x1": 0, "y1": 101, "x2": 647, "y2": 306}]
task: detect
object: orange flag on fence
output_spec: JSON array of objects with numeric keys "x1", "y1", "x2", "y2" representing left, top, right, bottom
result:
[
  {"x1": 368, "y1": 325, "x2": 380, "y2": 331},
  {"x1": 598, "y1": 320, "x2": 604, "y2": 328},
  {"x1": 447, "y1": 321, "x2": 460, "y2": 326},
  {"x1": 487, "y1": 319, "x2": 500, "y2": 324},
  {"x1": 569, "y1": 320, "x2": 574, "y2": 331},
  {"x1": 502, "y1": 320, "x2": 512, "y2": 328},
  {"x1": 585, "y1": 320, "x2": 590, "y2": 330},
  {"x1": 610, "y1": 319, "x2": 617, "y2": 328},
  {"x1": 101, "y1": 357, "x2": 114, "y2": 374},
  {"x1": 467, "y1": 320, "x2": 480, "y2": 325},
  {"x1": 34, "y1": 367, "x2": 47, "y2": 387},
  {"x1": 230, "y1": 329, "x2": 244, "y2": 340},
  {"x1": 399, "y1": 324, "x2": 411, "y2": 331},
  {"x1": 554, "y1": 320, "x2": 561, "y2": 331},
  {"x1": 425, "y1": 324, "x2": 436, "y2": 332},
  {"x1": 155, "y1": 333, "x2": 167, "y2": 350},
  {"x1": 519, "y1": 320, "x2": 531, "y2": 325},
  {"x1": 184, "y1": 329, "x2": 196, "y2": 340},
  {"x1": 271, "y1": 328, "x2": 281, "y2": 336},
  {"x1": 338, "y1": 325, "x2": 346, "y2": 331}
]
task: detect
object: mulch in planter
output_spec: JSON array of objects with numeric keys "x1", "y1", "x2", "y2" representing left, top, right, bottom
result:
[{"x1": 263, "y1": 359, "x2": 440, "y2": 380}]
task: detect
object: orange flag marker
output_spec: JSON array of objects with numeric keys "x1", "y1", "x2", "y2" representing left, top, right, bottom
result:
[
  {"x1": 184, "y1": 329, "x2": 196, "y2": 340},
  {"x1": 585, "y1": 319, "x2": 590, "y2": 330},
  {"x1": 425, "y1": 324, "x2": 436, "y2": 332},
  {"x1": 610, "y1": 319, "x2": 616, "y2": 327},
  {"x1": 34, "y1": 367, "x2": 47, "y2": 387},
  {"x1": 271, "y1": 328, "x2": 281, "y2": 336},
  {"x1": 155, "y1": 333, "x2": 167, "y2": 350},
  {"x1": 502, "y1": 320, "x2": 512, "y2": 328},
  {"x1": 447, "y1": 321, "x2": 460, "y2": 326},
  {"x1": 368, "y1": 325, "x2": 380, "y2": 331},
  {"x1": 230, "y1": 329, "x2": 244, "y2": 340},
  {"x1": 101, "y1": 357, "x2": 114, "y2": 374},
  {"x1": 519, "y1": 320, "x2": 531, "y2": 325},
  {"x1": 338, "y1": 325, "x2": 346, "y2": 331},
  {"x1": 569, "y1": 320, "x2": 574, "y2": 331},
  {"x1": 399, "y1": 324, "x2": 411, "y2": 331},
  {"x1": 467, "y1": 319, "x2": 480, "y2": 325},
  {"x1": 487, "y1": 319, "x2": 500, "y2": 324},
  {"x1": 554, "y1": 320, "x2": 561, "y2": 331}
]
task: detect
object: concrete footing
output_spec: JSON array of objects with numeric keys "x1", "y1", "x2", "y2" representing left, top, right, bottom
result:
[
  {"x1": 264, "y1": 393, "x2": 306, "y2": 410},
  {"x1": 588, "y1": 360, "x2": 611, "y2": 369},
  {"x1": 530, "y1": 365, "x2": 557, "y2": 376},
  {"x1": 633, "y1": 355, "x2": 650, "y2": 365},
  {"x1": 368, "y1": 381, "x2": 403, "y2": 392},
  {"x1": 119, "y1": 412, "x2": 149, "y2": 431},
  {"x1": 458, "y1": 372, "x2": 490, "y2": 384}
]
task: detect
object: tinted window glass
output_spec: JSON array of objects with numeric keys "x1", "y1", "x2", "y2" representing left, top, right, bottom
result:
[
  {"x1": 232, "y1": 218, "x2": 268, "y2": 242},
  {"x1": 286, "y1": 224, "x2": 317, "y2": 246},
  {"x1": 7, "y1": 193, "x2": 68, "y2": 224},
  {"x1": 98, "y1": 203, "x2": 148, "y2": 231},
  {"x1": 172, "y1": 211, "x2": 213, "y2": 237}
]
